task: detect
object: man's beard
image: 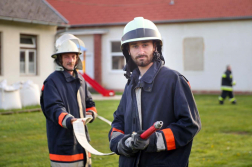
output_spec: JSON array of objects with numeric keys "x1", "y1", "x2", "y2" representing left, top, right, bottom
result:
[{"x1": 132, "y1": 54, "x2": 153, "y2": 67}]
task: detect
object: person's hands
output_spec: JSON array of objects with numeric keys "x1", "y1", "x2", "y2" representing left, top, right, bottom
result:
[
  {"x1": 71, "y1": 118, "x2": 77, "y2": 124},
  {"x1": 86, "y1": 112, "x2": 92, "y2": 115},
  {"x1": 86, "y1": 110, "x2": 97, "y2": 123},
  {"x1": 71, "y1": 118, "x2": 85, "y2": 125},
  {"x1": 117, "y1": 134, "x2": 138, "y2": 157},
  {"x1": 131, "y1": 130, "x2": 150, "y2": 150}
]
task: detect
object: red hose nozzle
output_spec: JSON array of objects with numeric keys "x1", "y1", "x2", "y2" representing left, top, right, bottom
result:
[{"x1": 140, "y1": 121, "x2": 163, "y2": 139}]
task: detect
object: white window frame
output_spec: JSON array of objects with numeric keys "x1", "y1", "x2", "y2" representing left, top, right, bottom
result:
[
  {"x1": 20, "y1": 35, "x2": 37, "y2": 75},
  {"x1": 110, "y1": 41, "x2": 125, "y2": 72},
  {"x1": 20, "y1": 49, "x2": 37, "y2": 75},
  {"x1": 0, "y1": 32, "x2": 2, "y2": 75},
  {"x1": 20, "y1": 35, "x2": 36, "y2": 48}
]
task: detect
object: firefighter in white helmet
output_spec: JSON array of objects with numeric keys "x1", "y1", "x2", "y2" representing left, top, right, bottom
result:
[
  {"x1": 52, "y1": 34, "x2": 83, "y2": 72},
  {"x1": 41, "y1": 34, "x2": 97, "y2": 167},
  {"x1": 109, "y1": 17, "x2": 201, "y2": 167},
  {"x1": 121, "y1": 17, "x2": 165, "y2": 78}
]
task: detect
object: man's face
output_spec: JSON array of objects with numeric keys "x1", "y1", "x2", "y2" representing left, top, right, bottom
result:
[
  {"x1": 61, "y1": 53, "x2": 78, "y2": 71},
  {"x1": 128, "y1": 40, "x2": 155, "y2": 67},
  {"x1": 227, "y1": 65, "x2": 231, "y2": 71}
]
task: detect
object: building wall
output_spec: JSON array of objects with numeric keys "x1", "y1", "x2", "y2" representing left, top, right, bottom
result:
[
  {"x1": 102, "y1": 27, "x2": 127, "y2": 89},
  {"x1": 101, "y1": 20, "x2": 252, "y2": 92},
  {"x1": 0, "y1": 20, "x2": 57, "y2": 89},
  {"x1": 76, "y1": 34, "x2": 94, "y2": 79},
  {"x1": 160, "y1": 20, "x2": 252, "y2": 92}
]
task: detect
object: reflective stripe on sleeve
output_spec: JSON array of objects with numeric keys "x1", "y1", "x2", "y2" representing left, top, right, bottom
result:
[
  {"x1": 112, "y1": 127, "x2": 124, "y2": 134},
  {"x1": 50, "y1": 153, "x2": 84, "y2": 162},
  {"x1": 86, "y1": 107, "x2": 97, "y2": 113},
  {"x1": 156, "y1": 132, "x2": 166, "y2": 152},
  {"x1": 58, "y1": 113, "x2": 68, "y2": 127},
  {"x1": 222, "y1": 74, "x2": 227, "y2": 78},
  {"x1": 161, "y1": 128, "x2": 176, "y2": 150},
  {"x1": 111, "y1": 131, "x2": 123, "y2": 140},
  {"x1": 110, "y1": 127, "x2": 124, "y2": 138},
  {"x1": 62, "y1": 114, "x2": 74, "y2": 128}
]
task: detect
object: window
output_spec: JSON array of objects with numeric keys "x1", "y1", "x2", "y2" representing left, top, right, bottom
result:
[
  {"x1": 111, "y1": 41, "x2": 125, "y2": 70},
  {"x1": 20, "y1": 35, "x2": 37, "y2": 75},
  {"x1": 183, "y1": 37, "x2": 204, "y2": 71}
]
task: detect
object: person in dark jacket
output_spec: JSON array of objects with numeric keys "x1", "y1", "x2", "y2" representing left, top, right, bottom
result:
[
  {"x1": 40, "y1": 34, "x2": 97, "y2": 167},
  {"x1": 109, "y1": 17, "x2": 201, "y2": 167},
  {"x1": 219, "y1": 65, "x2": 237, "y2": 104}
]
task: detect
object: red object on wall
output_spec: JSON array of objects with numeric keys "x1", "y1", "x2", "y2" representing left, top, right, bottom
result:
[{"x1": 82, "y1": 73, "x2": 115, "y2": 97}]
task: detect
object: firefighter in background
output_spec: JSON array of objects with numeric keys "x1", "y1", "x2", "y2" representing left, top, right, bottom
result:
[
  {"x1": 219, "y1": 65, "x2": 237, "y2": 104},
  {"x1": 109, "y1": 17, "x2": 201, "y2": 167},
  {"x1": 40, "y1": 34, "x2": 97, "y2": 167}
]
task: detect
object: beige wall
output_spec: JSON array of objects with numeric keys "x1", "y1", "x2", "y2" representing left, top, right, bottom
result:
[{"x1": 0, "y1": 20, "x2": 57, "y2": 89}]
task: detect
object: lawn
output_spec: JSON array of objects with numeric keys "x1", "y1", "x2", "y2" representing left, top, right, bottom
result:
[{"x1": 0, "y1": 95, "x2": 251, "y2": 167}]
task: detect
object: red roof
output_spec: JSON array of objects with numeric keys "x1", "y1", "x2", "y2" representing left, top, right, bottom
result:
[{"x1": 47, "y1": 0, "x2": 252, "y2": 26}]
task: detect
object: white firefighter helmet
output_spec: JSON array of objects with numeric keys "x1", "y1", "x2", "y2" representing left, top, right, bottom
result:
[
  {"x1": 121, "y1": 17, "x2": 164, "y2": 75},
  {"x1": 121, "y1": 17, "x2": 162, "y2": 49},
  {"x1": 51, "y1": 40, "x2": 81, "y2": 58},
  {"x1": 52, "y1": 34, "x2": 85, "y2": 70},
  {"x1": 51, "y1": 34, "x2": 85, "y2": 58}
]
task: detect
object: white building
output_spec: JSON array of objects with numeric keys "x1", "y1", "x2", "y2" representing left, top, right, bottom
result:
[
  {"x1": 0, "y1": 0, "x2": 68, "y2": 89},
  {"x1": 50, "y1": 0, "x2": 252, "y2": 93}
]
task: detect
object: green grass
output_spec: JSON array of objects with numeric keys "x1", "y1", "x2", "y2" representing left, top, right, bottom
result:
[
  {"x1": 0, "y1": 105, "x2": 41, "y2": 113},
  {"x1": 0, "y1": 95, "x2": 252, "y2": 167}
]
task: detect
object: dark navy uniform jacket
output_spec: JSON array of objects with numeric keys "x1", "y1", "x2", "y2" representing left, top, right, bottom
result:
[
  {"x1": 109, "y1": 60, "x2": 201, "y2": 167},
  {"x1": 221, "y1": 70, "x2": 234, "y2": 91},
  {"x1": 41, "y1": 70, "x2": 96, "y2": 165}
]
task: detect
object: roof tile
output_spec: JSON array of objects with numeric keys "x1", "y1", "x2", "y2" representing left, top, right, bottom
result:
[
  {"x1": 47, "y1": 0, "x2": 252, "y2": 25},
  {"x1": 0, "y1": 0, "x2": 67, "y2": 25}
]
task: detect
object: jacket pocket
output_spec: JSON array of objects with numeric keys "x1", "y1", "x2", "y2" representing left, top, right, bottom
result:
[{"x1": 57, "y1": 137, "x2": 75, "y2": 154}]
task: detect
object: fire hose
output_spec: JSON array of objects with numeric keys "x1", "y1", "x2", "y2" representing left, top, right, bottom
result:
[{"x1": 73, "y1": 116, "x2": 163, "y2": 156}]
